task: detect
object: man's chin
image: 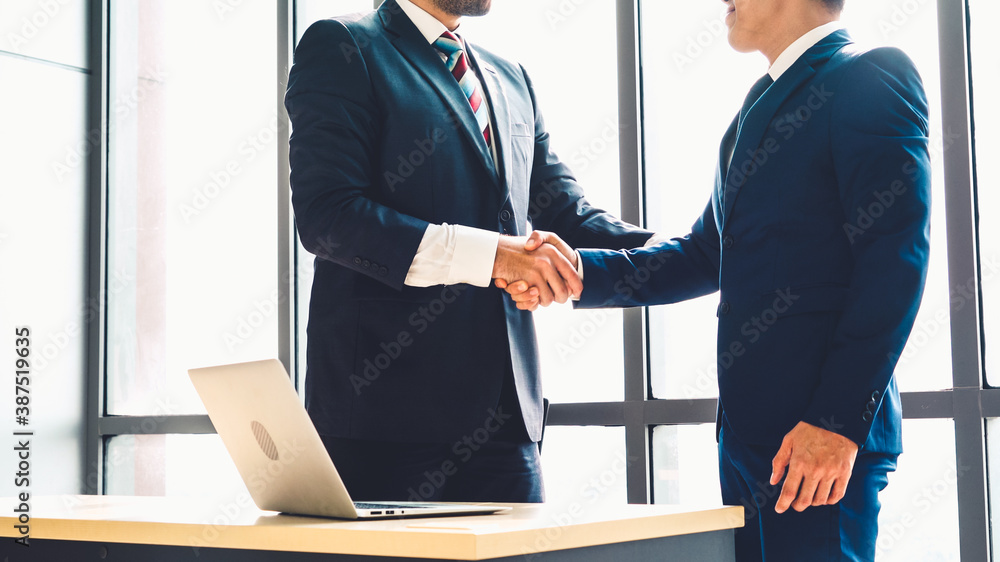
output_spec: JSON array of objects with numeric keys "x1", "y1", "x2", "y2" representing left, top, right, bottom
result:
[
  {"x1": 468, "y1": 0, "x2": 491, "y2": 17},
  {"x1": 438, "y1": 0, "x2": 492, "y2": 18},
  {"x1": 726, "y1": 32, "x2": 757, "y2": 54}
]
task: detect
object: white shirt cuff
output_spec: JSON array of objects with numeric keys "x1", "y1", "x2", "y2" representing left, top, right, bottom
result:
[
  {"x1": 404, "y1": 223, "x2": 500, "y2": 288},
  {"x1": 450, "y1": 225, "x2": 501, "y2": 287}
]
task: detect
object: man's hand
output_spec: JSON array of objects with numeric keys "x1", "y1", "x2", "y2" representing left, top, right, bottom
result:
[
  {"x1": 492, "y1": 231, "x2": 581, "y2": 309},
  {"x1": 770, "y1": 421, "x2": 859, "y2": 514},
  {"x1": 494, "y1": 231, "x2": 577, "y2": 311}
]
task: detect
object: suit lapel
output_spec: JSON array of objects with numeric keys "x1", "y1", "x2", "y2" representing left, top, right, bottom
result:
[
  {"x1": 721, "y1": 30, "x2": 852, "y2": 222},
  {"x1": 467, "y1": 44, "x2": 513, "y2": 199},
  {"x1": 721, "y1": 64, "x2": 814, "y2": 220},
  {"x1": 379, "y1": 2, "x2": 500, "y2": 186},
  {"x1": 716, "y1": 115, "x2": 739, "y2": 230}
]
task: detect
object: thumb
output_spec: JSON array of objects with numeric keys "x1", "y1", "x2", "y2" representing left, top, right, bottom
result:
[
  {"x1": 524, "y1": 231, "x2": 546, "y2": 251},
  {"x1": 770, "y1": 442, "x2": 791, "y2": 486}
]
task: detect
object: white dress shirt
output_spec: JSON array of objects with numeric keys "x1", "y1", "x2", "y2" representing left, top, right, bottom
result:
[
  {"x1": 768, "y1": 21, "x2": 845, "y2": 81},
  {"x1": 397, "y1": 0, "x2": 502, "y2": 288}
]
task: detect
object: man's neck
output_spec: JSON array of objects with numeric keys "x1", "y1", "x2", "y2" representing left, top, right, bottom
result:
[
  {"x1": 408, "y1": 0, "x2": 461, "y2": 31},
  {"x1": 759, "y1": 13, "x2": 839, "y2": 65}
]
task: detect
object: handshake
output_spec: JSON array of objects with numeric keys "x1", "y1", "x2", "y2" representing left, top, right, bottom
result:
[{"x1": 491, "y1": 231, "x2": 581, "y2": 312}]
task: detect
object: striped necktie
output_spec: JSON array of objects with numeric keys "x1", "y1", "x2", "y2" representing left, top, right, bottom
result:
[{"x1": 433, "y1": 31, "x2": 491, "y2": 148}]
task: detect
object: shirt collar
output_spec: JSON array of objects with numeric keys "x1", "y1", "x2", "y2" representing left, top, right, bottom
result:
[
  {"x1": 768, "y1": 21, "x2": 845, "y2": 81},
  {"x1": 396, "y1": 0, "x2": 454, "y2": 45}
]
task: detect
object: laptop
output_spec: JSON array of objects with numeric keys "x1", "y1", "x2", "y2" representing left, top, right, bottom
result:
[{"x1": 188, "y1": 359, "x2": 511, "y2": 520}]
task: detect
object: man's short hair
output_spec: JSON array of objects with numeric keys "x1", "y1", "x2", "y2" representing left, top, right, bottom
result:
[{"x1": 820, "y1": 0, "x2": 845, "y2": 12}]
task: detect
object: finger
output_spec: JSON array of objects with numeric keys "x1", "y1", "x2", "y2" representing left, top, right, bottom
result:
[
  {"x1": 530, "y1": 270, "x2": 557, "y2": 306},
  {"x1": 775, "y1": 470, "x2": 802, "y2": 514},
  {"x1": 540, "y1": 264, "x2": 570, "y2": 304},
  {"x1": 516, "y1": 300, "x2": 540, "y2": 311},
  {"x1": 545, "y1": 278, "x2": 569, "y2": 304},
  {"x1": 511, "y1": 288, "x2": 540, "y2": 303},
  {"x1": 792, "y1": 473, "x2": 820, "y2": 513},
  {"x1": 811, "y1": 478, "x2": 835, "y2": 507},
  {"x1": 495, "y1": 279, "x2": 508, "y2": 289},
  {"x1": 539, "y1": 232, "x2": 576, "y2": 263},
  {"x1": 504, "y1": 281, "x2": 531, "y2": 296},
  {"x1": 828, "y1": 477, "x2": 849, "y2": 505},
  {"x1": 548, "y1": 250, "x2": 583, "y2": 298},
  {"x1": 770, "y1": 442, "x2": 792, "y2": 486},
  {"x1": 524, "y1": 231, "x2": 545, "y2": 252}
]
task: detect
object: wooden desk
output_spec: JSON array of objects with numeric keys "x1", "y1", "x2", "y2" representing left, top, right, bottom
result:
[{"x1": 0, "y1": 495, "x2": 742, "y2": 561}]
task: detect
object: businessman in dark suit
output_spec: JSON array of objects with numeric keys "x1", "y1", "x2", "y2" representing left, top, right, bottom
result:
[
  {"x1": 284, "y1": 0, "x2": 652, "y2": 504},
  {"x1": 504, "y1": 0, "x2": 930, "y2": 558}
]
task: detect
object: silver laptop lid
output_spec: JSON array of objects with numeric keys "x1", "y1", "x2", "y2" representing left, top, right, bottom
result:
[{"x1": 189, "y1": 359, "x2": 360, "y2": 519}]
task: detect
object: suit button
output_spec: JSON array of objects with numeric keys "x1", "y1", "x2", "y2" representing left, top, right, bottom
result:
[
  {"x1": 370, "y1": 262, "x2": 379, "y2": 271},
  {"x1": 378, "y1": 266, "x2": 388, "y2": 276},
  {"x1": 722, "y1": 235, "x2": 734, "y2": 249},
  {"x1": 718, "y1": 302, "x2": 731, "y2": 315},
  {"x1": 867, "y1": 399, "x2": 877, "y2": 411},
  {"x1": 499, "y1": 209, "x2": 512, "y2": 222},
  {"x1": 362, "y1": 260, "x2": 371, "y2": 269},
  {"x1": 862, "y1": 411, "x2": 873, "y2": 423},
  {"x1": 871, "y1": 390, "x2": 881, "y2": 401},
  {"x1": 353, "y1": 257, "x2": 362, "y2": 266}
]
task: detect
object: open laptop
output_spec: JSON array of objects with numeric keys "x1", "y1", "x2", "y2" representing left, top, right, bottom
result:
[{"x1": 188, "y1": 359, "x2": 511, "y2": 520}]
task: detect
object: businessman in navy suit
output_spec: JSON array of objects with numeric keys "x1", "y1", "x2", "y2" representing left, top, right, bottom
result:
[
  {"x1": 284, "y1": 0, "x2": 652, "y2": 504},
  {"x1": 504, "y1": 0, "x2": 930, "y2": 558}
]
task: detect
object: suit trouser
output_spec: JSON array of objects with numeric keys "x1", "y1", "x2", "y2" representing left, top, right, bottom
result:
[
  {"x1": 719, "y1": 414, "x2": 897, "y2": 562},
  {"x1": 319, "y1": 370, "x2": 544, "y2": 503}
]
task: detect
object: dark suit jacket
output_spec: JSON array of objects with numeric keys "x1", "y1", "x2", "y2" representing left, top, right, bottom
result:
[
  {"x1": 285, "y1": 0, "x2": 651, "y2": 443},
  {"x1": 576, "y1": 31, "x2": 931, "y2": 454}
]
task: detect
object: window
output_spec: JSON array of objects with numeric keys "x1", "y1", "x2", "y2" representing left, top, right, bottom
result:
[
  {"x1": 0, "y1": 1, "x2": 88, "y2": 68},
  {"x1": 652, "y1": 424, "x2": 721, "y2": 506},
  {"x1": 0, "y1": 27, "x2": 89, "y2": 495},
  {"x1": 540, "y1": 427, "x2": 627, "y2": 508},
  {"x1": 640, "y1": 0, "x2": 764, "y2": 401},
  {"x1": 104, "y1": 434, "x2": 246, "y2": 499},
  {"x1": 969, "y1": 0, "x2": 1000, "y2": 386},
  {"x1": 102, "y1": 0, "x2": 281, "y2": 497},
  {"x1": 297, "y1": 0, "x2": 375, "y2": 41},
  {"x1": 877, "y1": 419, "x2": 960, "y2": 561},
  {"x1": 106, "y1": 0, "x2": 280, "y2": 417}
]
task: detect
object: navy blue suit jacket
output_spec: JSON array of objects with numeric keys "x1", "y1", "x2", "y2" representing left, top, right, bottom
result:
[
  {"x1": 576, "y1": 31, "x2": 931, "y2": 454},
  {"x1": 285, "y1": 0, "x2": 651, "y2": 444}
]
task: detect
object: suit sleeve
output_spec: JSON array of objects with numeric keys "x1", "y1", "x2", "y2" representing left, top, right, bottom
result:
[
  {"x1": 519, "y1": 65, "x2": 654, "y2": 250},
  {"x1": 800, "y1": 48, "x2": 932, "y2": 446},
  {"x1": 574, "y1": 197, "x2": 722, "y2": 308},
  {"x1": 285, "y1": 19, "x2": 429, "y2": 290}
]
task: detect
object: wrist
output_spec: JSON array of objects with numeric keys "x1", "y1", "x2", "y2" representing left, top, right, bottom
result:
[{"x1": 492, "y1": 235, "x2": 521, "y2": 279}]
